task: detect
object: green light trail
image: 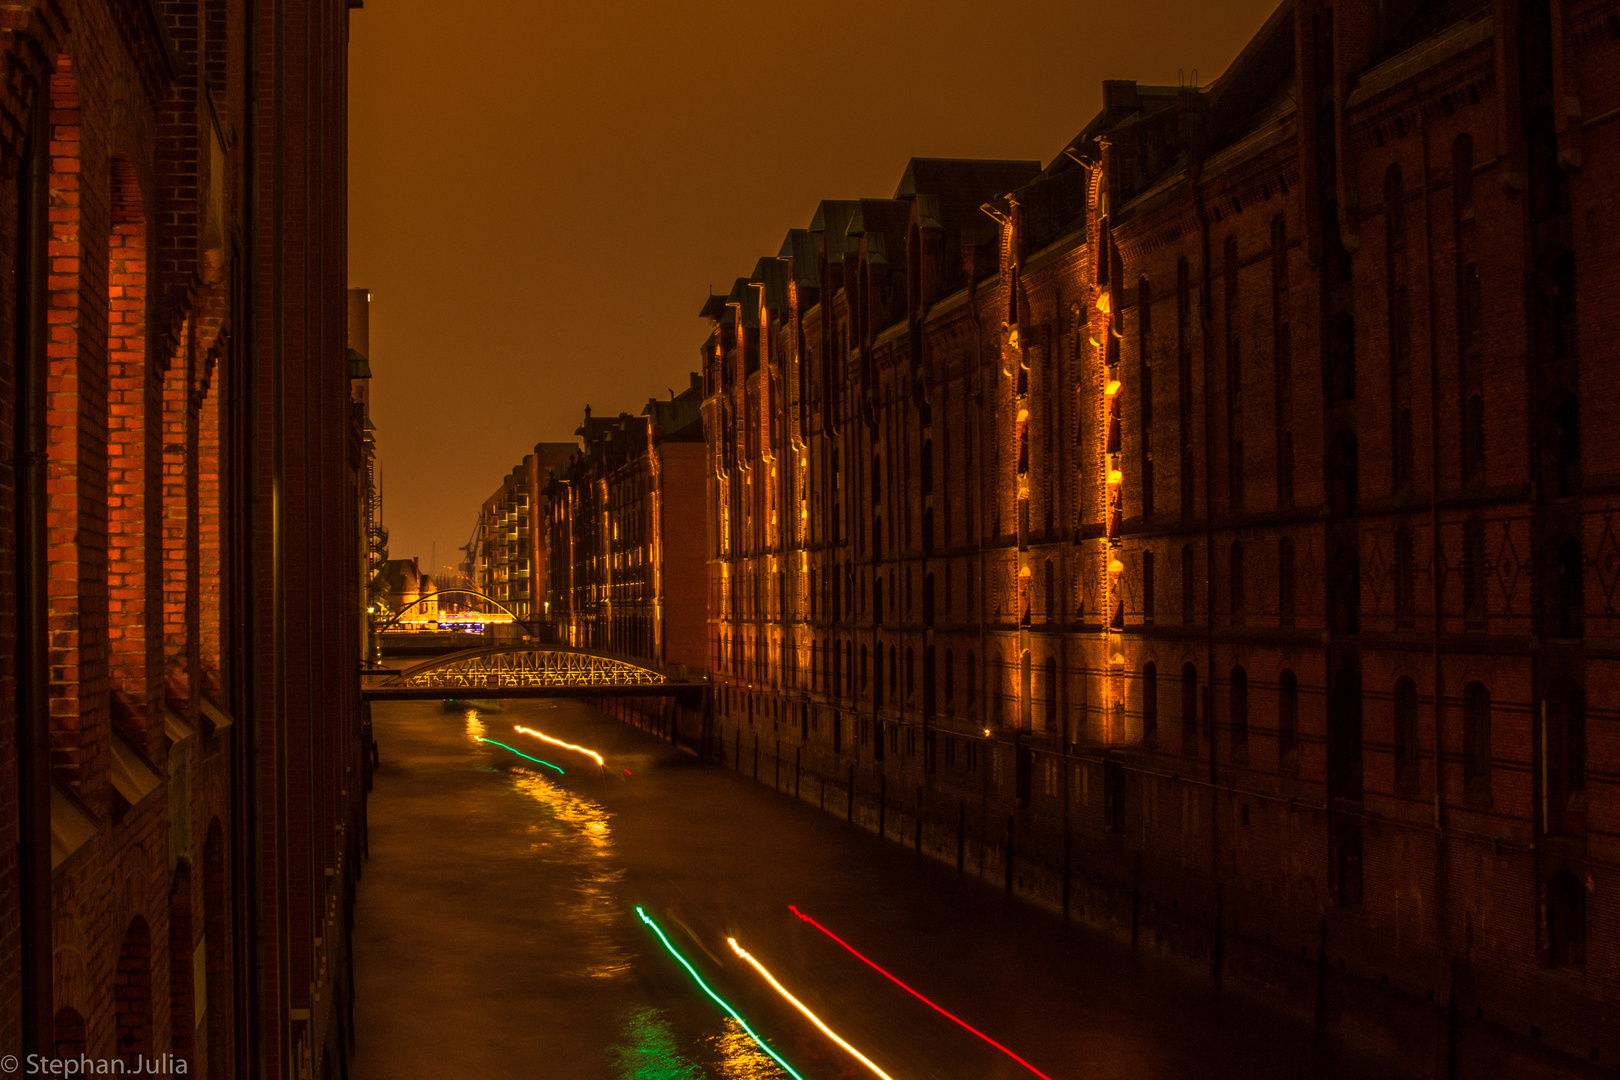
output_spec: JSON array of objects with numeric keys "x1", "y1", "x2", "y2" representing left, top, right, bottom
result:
[
  {"x1": 634, "y1": 907, "x2": 805, "y2": 1080},
  {"x1": 476, "y1": 737, "x2": 565, "y2": 774}
]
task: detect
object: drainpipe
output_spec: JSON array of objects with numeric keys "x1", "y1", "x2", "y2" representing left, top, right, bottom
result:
[
  {"x1": 1418, "y1": 108, "x2": 1446, "y2": 836},
  {"x1": 1192, "y1": 149, "x2": 1225, "y2": 988},
  {"x1": 1419, "y1": 91, "x2": 1460, "y2": 1080},
  {"x1": 968, "y1": 270, "x2": 989, "y2": 729}
]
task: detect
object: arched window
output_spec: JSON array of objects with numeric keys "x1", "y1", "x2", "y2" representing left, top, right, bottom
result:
[
  {"x1": 1547, "y1": 869, "x2": 1585, "y2": 968},
  {"x1": 117, "y1": 918, "x2": 154, "y2": 1066},
  {"x1": 1278, "y1": 669, "x2": 1299, "y2": 767},
  {"x1": 965, "y1": 651, "x2": 977, "y2": 716},
  {"x1": 923, "y1": 645, "x2": 937, "y2": 722},
  {"x1": 1043, "y1": 655, "x2": 1058, "y2": 732},
  {"x1": 1279, "y1": 537, "x2": 1296, "y2": 626},
  {"x1": 1140, "y1": 275, "x2": 1155, "y2": 516},
  {"x1": 1394, "y1": 677, "x2": 1420, "y2": 797},
  {"x1": 1181, "y1": 663, "x2": 1199, "y2": 752},
  {"x1": 1142, "y1": 661, "x2": 1158, "y2": 745},
  {"x1": 1043, "y1": 559, "x2": 1055, "y2": 624},
  {"x1": 859, "y1": 643, "x2": 868, "y2": 691},
  {"x1": 1453, "y1": 134, "x2": 1475, "y2": 220},
  {"x1": 1463, "y1": 392, "x2": 1486, "y2": 484},
  {"x1": 54, "y1": 1008, "x2": 86, "y2": 1060},
  {"x1": 1564, "y1": 685, "x2": 1587, "y2": 798},
  {"x1": 888, "y1": 644, "x2": 897, "y2": 701},
  {"x1": 1178, "y1": 257, "x2": 1195, "y2": 518},
  {"x1": 1181, "y1": 544, "x2": 1195, "y2": 625},
  {"x1": 1328, "y1": 430, "x2": 1358, "y2": 518},
  {"x1": 1330, "y1": 546, "x2": 1360, "y2": 636},
  {"x1": 1326, "y1": 312, "x2": 1356, "y2": 402},
  {"x1": 1556, "y1": 537, "x2": 1583, "y2": 638},
  {"x1": 905, "y1": 646, "x2": 915, "y2": 701},
  {"x1": 1229, "y1": 541, "x2": 1246, "y2": 623},
  {"x1": 944, "y1": 649, "x2": 955, "y2": 713},
  {"x1": 1463, "y1": 681, "x2": 1492, "y2": 801},
  {"x1": 1385, "y1": 163, "x2": 1406, "y2": 242},
  {"x1": 992, "y1": 649, "x2": 1004, "y2": 723},
  {"x1": 1463, "y1": 517, "x2": 1486, "y2": 625},
  {"x1": 1542, "y1": 394, "x2": 1580, "y2": 498},
  {"x1": 1142, "y1": 549, "x2": 1155, "y2": 622},
  {"x1": 1328, "y1": 666, "x2": 1363, "y2": 800},
  {"x1": 1229, "y1": 666, "x2": 1249, "y2": 759},
  {"x1": 1394, "y1": 528, "x2": 1415, "y2": 627}
]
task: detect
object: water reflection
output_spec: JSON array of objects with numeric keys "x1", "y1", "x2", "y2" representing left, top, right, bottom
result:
[
  {"x1": 608, "y1": 1006, "x2": 705, "y2": 1080},
  {"x1": 711, "y1": 1017, "x2": 788, "y2": 1080},
  {"x1": 463, "y1": 709, "x2": 486, "y2": 742},
  {"x1": 510, "y1": 767, "x2": 630, "y2": 979}
]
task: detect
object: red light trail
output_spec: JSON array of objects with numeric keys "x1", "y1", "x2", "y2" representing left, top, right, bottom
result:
[{"x1": 788, "y1": 905, "x2": 1058, "y2": 1080}]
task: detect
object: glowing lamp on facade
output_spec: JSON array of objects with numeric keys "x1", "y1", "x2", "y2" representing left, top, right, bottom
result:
[
  {"x1": 1017, "y1": 408, "x2": 1029, "y2": 423},
  {"x1": 1018, "y1": 486, "x2": 1029, "y2": 500},
  {"x1": 1107, "y1": 469, "x2": 1123, "y2": 485},
  {"x1": 1112, "y1": 653, "x2": 1125, "y2": 665},
  {"x1": 1108, "y1": 558, "x2": 1124, "y2": 575},
  {"x1": 1019, "y1": 565, "x2": 1032, "y2": 578},
  {"x1": 1105, "y1": 380, "x2": 1121, "y2": 396},
  {"x1": 1095, "y1": 291, "x2": 1112, "y2": 314}
]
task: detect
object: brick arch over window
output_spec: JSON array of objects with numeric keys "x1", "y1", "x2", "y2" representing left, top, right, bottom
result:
[{"x1": 54, "y1": 1007, "x2": 86, "y2": 1058}]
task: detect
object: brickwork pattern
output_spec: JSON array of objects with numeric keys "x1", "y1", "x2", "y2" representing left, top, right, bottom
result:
[
  {"x1": 1, "y1": 2, "x2": 365, "y2": 1077},
  {"x1": 693, "y1": 8, "x2": 1620, "y2": 1077}
]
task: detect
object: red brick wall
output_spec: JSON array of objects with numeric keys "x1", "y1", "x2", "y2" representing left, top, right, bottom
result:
[
  {"x1": 697, "y1": 9, "x2": 1620, "y2": 1076},
  {"x1": 657, "y1": 441, "x2": 707, "y2": 671},
  {"x1": 1, "y1": 2, "x2": 364, "y2": 1076}
]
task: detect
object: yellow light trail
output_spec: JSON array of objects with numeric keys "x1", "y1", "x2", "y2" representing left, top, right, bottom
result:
[
  {"x1": 514, "y1": 725, "x2": 604, "y2": 766},
  {"x1": 726, "y1": 938, "x2": 896, "y2": 1080}
]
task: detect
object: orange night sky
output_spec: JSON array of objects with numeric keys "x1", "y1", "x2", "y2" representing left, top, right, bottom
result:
[{"x1": 347, "y1": 0, "x2": 1282, "y2": 575}]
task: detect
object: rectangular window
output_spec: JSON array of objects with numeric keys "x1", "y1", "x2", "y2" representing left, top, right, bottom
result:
[
  {"x1": 1279, "y1": 537, "x2": 1296, "y2": 627},
  {"x1": 1142, "y1": 549, "x2": 1155, "y2": 622},
  {"x1": 1181, "y1": 545, "x2": 1195, "y2": 625}
]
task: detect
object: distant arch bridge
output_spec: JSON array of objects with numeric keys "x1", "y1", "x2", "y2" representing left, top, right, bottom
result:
[
  {"x1": 375, "y1": 588, "x2": 541, "y2": 636},
  {"x1": 361, "y1": 644, "x2": 705, "y2": 702}
]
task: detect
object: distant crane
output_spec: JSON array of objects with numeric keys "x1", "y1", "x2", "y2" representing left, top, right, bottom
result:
[{"x1": 457, "y1": 514, "x2": 485, "y2": 610}]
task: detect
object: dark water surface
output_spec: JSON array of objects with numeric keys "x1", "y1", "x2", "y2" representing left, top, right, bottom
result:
[{"x1": 353, "y1": 699, "x2": 1391, "y2": 1080}]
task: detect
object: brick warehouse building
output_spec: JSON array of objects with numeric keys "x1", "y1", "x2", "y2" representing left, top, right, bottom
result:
[
  {"x1": 542, "y1": 381, "x2": 708, "y2": 671},
  {"x1": 701, "y1": 1, "x2": 1619, "y2": 1074},
  {"x1": 1, "y1": 2, "x2": 366, "y2": 1078}
]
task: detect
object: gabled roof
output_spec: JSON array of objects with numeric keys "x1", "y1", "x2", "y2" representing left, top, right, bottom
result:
[
  {"x1": 750, "y1": 256, "x2": 793, "y2": 313},
  {"x1": 808, "y1": 200, "x2": 862, "y2": 257},
  {"x1": 777, "y1": 229, "x2": 819, "y2": 288},
  {"x1": 893, "y1": 157, "x2": 1041, "y2": 236}
]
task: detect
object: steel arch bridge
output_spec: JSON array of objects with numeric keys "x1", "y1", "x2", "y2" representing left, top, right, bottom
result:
[
  {"x1": 361, "y1": 644, "x2": 700, "y2": 701},
  {"x1": 374, "y1": 588, "x2": 539, "y2": 636}
]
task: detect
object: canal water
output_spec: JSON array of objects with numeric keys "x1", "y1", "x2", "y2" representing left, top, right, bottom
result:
[{"x1": 352, "y1": 699, "x2": 1394, "y2": 1080}]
